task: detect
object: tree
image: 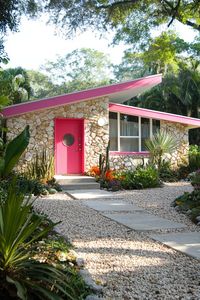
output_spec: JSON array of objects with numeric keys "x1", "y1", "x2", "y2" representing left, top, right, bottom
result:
[
  {"x1": 41, "y1": 48, "x2": 113, "y2": 92},
  {"x1": 0, "y1": 67, "x2": 32, "y2": 104},
  {"x1": 46, "y1": 0, "x2": 200, "y2": 41},
  {"x1": 27, "y1": 70, "x2": 59, "y2": 99},
  {"x1": 114, "y1": 31, "x2": 190, "y2": 82},
  {"x1": 0, "y1": 0, "x2": 41, "y2": 34}
]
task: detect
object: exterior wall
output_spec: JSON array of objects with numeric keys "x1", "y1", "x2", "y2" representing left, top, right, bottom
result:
[
  {"x1": 6, "y1": 97, "x2": 109, "y2": 173},
  {"x1": 109, "y1": 120, "x2": 189, "y2": 171},
  {"x1": 109, "y1": 154, "x2": 149, "y2": 171},
  {"x1": 160, "y1": 120, "x2": 189, "y2": 167},
  {"x1": 6, "y1": 100, "x2": 189, "y2": 173}
]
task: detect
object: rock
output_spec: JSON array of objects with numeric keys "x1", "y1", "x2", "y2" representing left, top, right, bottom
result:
[
  {"x1": 41, "y1": 189, "x2": 49, "y2": 195},
  {"x1": 85, "y1": 295, "x2": 104, "y2": 300},
  {"x1": 48, "y1": 188, "x2": 57, "y2": 194},
  {"x1": 186, "y1": 209, "x2": 192, "y2": 216},
  {"x1": 76, "y1": 257, "x2": 85, "y2": 267},
  {"x1": 196, "y1": 216, "x2": 200, "y2": 222},
  {"x1": 197, "y1": 222, "x2": 200, "y2": 226},
  {"x1": 79, "y1": 270, "x2": 103, "y2": 293}
]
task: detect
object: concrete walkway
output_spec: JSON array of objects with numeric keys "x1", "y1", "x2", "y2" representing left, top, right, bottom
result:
[{"x1": 67, "y1": 189, "x2": 200, "y2": 260}]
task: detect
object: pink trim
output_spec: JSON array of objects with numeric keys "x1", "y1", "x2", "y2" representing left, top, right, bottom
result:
[
  {"x1": 2, "y1": 74, "x2": 162, "y2": 118},
  {"x1": 109, "y1": 103, "x2": 200, "y2": 128},
  {"x1": 110, "y1": 151, "x2": 150, "y2": 156}
]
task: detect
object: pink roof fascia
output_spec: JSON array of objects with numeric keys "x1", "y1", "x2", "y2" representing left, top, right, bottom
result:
[
  {"x1": 109, "y1": 102, "x2": 200, "y2": 128},
  {"x1": 2, "y1": 74, "x2": 162, "y2": 118}
]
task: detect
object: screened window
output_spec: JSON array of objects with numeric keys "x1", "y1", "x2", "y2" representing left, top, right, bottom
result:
[{"x1": 109, "y1": 112, "x2": 160, "y2": 152}]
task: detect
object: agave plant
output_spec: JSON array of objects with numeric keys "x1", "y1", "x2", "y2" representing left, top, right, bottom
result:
[
  {"x1": 145, "y1": 130, "x2": 177, "y2": 171},
  {"x1": 0, "y1": 125, "x2": 30, "y2": 178},
  {"x1": 0, "y1": 180, "x2": 76, "y2": 300}
]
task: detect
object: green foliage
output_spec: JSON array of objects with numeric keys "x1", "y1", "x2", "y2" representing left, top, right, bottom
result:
[
  {"x1": 117, "y1": 165, "x2": 160, "y2": 190},
  {"x1": 25, "y1": 149, "x2": 54, "y2": 183},
  {"x1": 27, "y1": 69, "x2": 60, "y2": 100},
  {"x1": 174, "y1": 190, "x2": 200, "y2": 222},
  {"x1": 190, "y1": 169, "x2": 200, "y2": 190},
  {"x1": 189, "y1": 145, "x2": 200, "y2": 171},
  {"x1": 0, "y1": 67, "x2": 32, "y2": 104},
  {"x1": 41, "y1": 48, "x2": 113, "y2": 92},
  {"x1": 159, "y1": 161, "x2": 178, "y2": 182},
  {"x1": 0, "y1": 180, "x2": 88, "y2": 299},
  {"x1": 46, "y1": 1, "x2": 200, "y2": 43},
  {"x1": 0, "y1": 125, "x2": 30, "y2": 178},
  {"x1": 145, "y1": 130, "x2": 177, "y2": 171}
]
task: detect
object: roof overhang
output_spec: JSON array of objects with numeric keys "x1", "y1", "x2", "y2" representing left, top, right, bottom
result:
[
  {"x1": 109, "y1": 103, "x2": 200, "y2": 129},
  {"x1": 2, "y1": 74, "x2": 162, "y2": 118}
]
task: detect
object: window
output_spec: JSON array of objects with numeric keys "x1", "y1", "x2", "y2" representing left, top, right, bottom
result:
[{"x1": 109, "y1": 112, "x2": 160, "y2": 152}]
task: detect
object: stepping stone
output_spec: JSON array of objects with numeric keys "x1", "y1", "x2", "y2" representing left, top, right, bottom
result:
[
  {"x1": 102, "y1": 212, "x2": 186, "y2": 231},
  {"x1": 82, "y1": 199, "x2": 144, "y2": 211},
  {"x1": 67, "y1": 189, "x2": 118, "y2": 200},
  {"x1": 150, "y1": 232, "x2": 200, "y2": 260}
]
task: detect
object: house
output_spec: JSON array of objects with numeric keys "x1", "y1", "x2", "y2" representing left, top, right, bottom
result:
[{"x1": 3, "y1": 74, "x2": 200, "y2": 175}]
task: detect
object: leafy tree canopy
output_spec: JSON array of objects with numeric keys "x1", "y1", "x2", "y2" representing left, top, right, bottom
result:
[
  {"x1": 46, "y1": 0, "x2": 200, "y2": 42},
  {"x1": 41, "y1": 48, "x2": 113, "y2": 93},
  {"x1": 27, "y1": 70, "x2": 59, "y2": 100},
  {"x1": 0, "y1": 67, "x2": 32, "y2": 104}
]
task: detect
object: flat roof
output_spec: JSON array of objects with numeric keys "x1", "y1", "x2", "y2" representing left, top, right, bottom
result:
[{"x1": 109, "y1": 103, "x2": 200, "y2": 128}]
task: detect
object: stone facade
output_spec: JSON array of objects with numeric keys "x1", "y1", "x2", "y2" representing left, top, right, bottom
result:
[
  {"x1": 160, "y1": 120, "x2": 189, "y2": 167},
  {"x1": 6, "y1": 98, "x2": 189, "y2": 173},
  {"x1": 109, "y1": 154, "x2": 150, "y2": 171},
  {"x1": 7, "y1": 97, "x2": 109, "y2": 172},
  {"x1": 109, "y1": 120, "x2": 189, "y2": 171}
]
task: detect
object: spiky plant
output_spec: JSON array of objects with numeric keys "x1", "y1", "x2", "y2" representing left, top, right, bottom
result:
[
  {"x1": 145, "y1": 130, "x2": 177, "y2": 171},
  {"x1": 0, "y1": 180, "x2": 76, "y2": 300}
]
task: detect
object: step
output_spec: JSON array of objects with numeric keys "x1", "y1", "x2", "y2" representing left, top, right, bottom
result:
[
  {"x1": 60, "y1": 182, "x2": 100, "y2": 190},
  {"x1": 54, "y1": 175, "x2": 97, "y2": 184}
]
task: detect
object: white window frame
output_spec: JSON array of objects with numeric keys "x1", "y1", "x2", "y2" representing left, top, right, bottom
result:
[{"x1": 109, "y1": 112, "x2": 159, "y2": 152}]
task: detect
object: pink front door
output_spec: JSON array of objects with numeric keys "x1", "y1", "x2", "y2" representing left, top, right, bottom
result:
[{"x1": 55, "y1": 119, "x2": 84, "y2": 175}]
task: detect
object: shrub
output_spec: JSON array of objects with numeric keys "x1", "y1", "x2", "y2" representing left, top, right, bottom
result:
[
  {"x1": 25, "y1": 149, "x2": 54, "y2": 183},
  {"x1": 116, "y1": 165, "x2": 160, "y2": 190},
  {"x1": 133, "y1": 165, "x2": 160, "y2": 188},
  {"x1": 190, "y1": 169, "x2": 200, "y2": 190},
  {"x1": 159, "y1": 161, "x2": 178, "y2": 182},
  {"x1": 0, "y1": 180, "x2": 88, "y2": 299},
  {"x1": 174, "y1": 190, "x2": 200, "y2": 222},
  {"x1": 189, "y1": 145, "x2": 200, "y2": 172}
]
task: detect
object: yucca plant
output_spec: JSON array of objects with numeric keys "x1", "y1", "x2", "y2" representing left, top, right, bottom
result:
[
  {"x1": 145, "y1": 130, "x2": 177, "y2": 171},
  {"x1": 26, "y1": 149, "x2": 54, "y2": 183},
  {"x1": 0, "y1": 180, "x2": 76, "y2": 300}
]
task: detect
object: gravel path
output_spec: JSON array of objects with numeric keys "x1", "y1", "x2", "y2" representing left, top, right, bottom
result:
[{"x1": 34, "y1": 183, "x2": 200, "y2": 300}]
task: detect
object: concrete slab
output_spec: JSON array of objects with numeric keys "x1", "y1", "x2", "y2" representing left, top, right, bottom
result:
[
  {"x1": 67, "y1": 189, "x2": 118, "y2": 200},
  {"x1": 150, "y1": 232, "x2": 200, "y2": 260},
  {"x1": 102, "y1": 212, "x2": 187, "y2": 231},
  {"x1": 82, "y1": 199, "x2": 144, "y2": 211}
]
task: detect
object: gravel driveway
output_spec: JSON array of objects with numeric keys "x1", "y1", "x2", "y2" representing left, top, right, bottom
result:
[{"x1": 34, "y1": 182, "x2": 200, "y2": 300}]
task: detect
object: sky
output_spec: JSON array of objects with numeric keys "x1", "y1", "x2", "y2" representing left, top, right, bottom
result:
[{"x1": 4, "y1": 17, "x2": 197, "y2": 71}]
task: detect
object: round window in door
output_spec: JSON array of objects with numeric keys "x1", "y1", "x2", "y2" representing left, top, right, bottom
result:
[{"x1": 63, "y1": 134, "x2": 75, "y2": 146}]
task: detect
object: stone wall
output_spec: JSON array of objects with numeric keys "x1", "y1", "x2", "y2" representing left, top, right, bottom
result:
[
  {"x1": 109, "y1": 154, "x2": 149, "y2": 171},
  {"x1": 6, "y1": 97, "x2": 109, "y2": 173},
  {"x1": 160, "y1": 120, "x2": 189, "y2": 167},
  {"x1": 6, "y1": 101, "x2": 189, "y2": 173},
  {"x1": 109, "y1": 121, "x2": 189, "y2": 171}
]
